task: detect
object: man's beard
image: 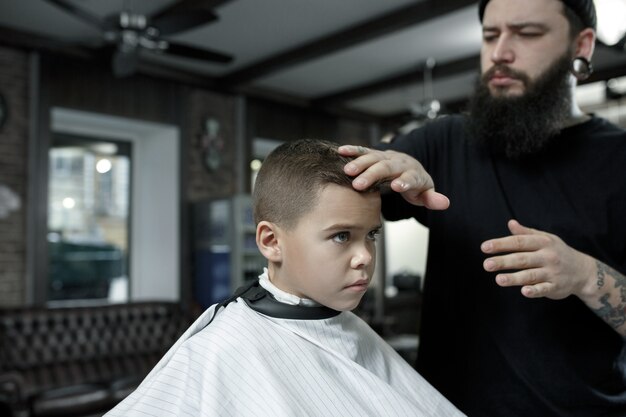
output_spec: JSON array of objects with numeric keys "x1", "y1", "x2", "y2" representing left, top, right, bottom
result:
[{"x1": 466, "y1": 53, "x2": 573, "y2": 160}]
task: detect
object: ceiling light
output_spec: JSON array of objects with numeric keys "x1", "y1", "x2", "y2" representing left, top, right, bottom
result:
[
  {"x1": 250, "y1": 159, "x2": 262, "y2": 171},
  {"x1": 62, "y1": 197, "x2": 76, "y2": 209},
  {"x1": 96, "y1": 159, "x2": 112, "y2": 174},
  {"x1": 595, "y1": 0, "x2": 626, "y2": 46}
]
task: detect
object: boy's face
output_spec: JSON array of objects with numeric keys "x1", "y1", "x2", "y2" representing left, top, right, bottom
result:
[{"x1": 271, "y1": 184, "x2": 382, "y2": 311}]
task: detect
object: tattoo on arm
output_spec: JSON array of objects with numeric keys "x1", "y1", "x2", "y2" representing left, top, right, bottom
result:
[
  {"x1": 596, "y1": 262, "x2": 607, "y2": 288},
  {"x1": 592, "y1": 261, "x2": 626, "y2": 334}
]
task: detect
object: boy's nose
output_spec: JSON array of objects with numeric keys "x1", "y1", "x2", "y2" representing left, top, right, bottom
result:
[{"x1": 351, "y1": 245, "x2": 374, "y2": 269}]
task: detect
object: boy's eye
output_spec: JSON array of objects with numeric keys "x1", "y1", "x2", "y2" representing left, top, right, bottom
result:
[
  {"x1": 332, "y1": 232, "x2": 349, "y2": 243},
  {"x1": 367, "y1": 230, "x2": 381, "y2": 241}
]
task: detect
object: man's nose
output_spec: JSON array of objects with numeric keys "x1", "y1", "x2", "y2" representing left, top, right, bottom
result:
[{"x1": 491, "y1": 35, "x2": 515, "y2": 64}]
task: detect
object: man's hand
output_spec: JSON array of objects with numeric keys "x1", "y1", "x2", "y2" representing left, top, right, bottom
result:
[
  {"x1": 481, "y1": 219, "x2": 596, "y2": 299},
  {"x1": 483, "y1": 219, "x2": 626, "y2": 336},
  {"x1": 338, "y1": 145, "x2": 449, "y2": 210}
]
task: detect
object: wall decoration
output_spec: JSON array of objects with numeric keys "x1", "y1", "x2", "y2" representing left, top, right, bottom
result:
[
  {"x1": 198, "y1": 117, "x2": 224, "y2": 172},
  {"x1": 0, "y1": 184, "x2": 20, "y2": 219}
]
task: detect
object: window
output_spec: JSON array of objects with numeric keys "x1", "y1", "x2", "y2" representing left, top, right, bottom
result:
[
  {"x1": 47, "y1": 134, "x2": 131, "y2": 303},
  {"x1": 40, "y1": 108, "x2": 181, "y2": 306}
]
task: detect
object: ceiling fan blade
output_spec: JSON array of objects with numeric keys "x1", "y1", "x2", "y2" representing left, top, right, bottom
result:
[
  {"x1": 150, "y1": 10, "x2": 218, "y2": 36},
  {"x1": 112, "y1": 47, "x2": 139, "y2": 78},
  {"x1": 165, "y1": 41, "x2": 233, "y2": 64},
  {"x1": 46, "y1": 0, "x2": 108, "y2": 31},
  {"x1": 152, "y1": 0, "x2": 232, "y2": 17},
  {"x1": 150, "y1": 0, "x2": 232, "y2": 35}
]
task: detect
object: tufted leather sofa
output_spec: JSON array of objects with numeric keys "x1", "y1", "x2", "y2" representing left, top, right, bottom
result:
[{"x1": 0, "y1": 302, "x2": 192, "y2": 417}]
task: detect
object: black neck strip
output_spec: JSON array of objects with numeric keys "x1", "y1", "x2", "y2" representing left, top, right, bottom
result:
[{"x1": 217, "y1": 280, "x2": 340, "y2": 320}]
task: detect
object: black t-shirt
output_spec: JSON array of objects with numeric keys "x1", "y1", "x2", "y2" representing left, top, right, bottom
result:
[{"x1": 380, "y1": 115, "x2": 626, "y2": 417}]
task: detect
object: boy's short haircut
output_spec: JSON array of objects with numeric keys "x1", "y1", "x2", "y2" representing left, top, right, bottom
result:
[{"x1": 253, "y1": 139, "x2": 374, "y2": 229}]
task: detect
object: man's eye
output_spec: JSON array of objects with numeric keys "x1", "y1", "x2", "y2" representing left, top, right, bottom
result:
[{"x1": 332, "y1": 232, "x2": 349, "y2": 243}]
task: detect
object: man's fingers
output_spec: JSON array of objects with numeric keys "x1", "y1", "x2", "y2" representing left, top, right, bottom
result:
[
  {"x1": 341, "y1": 150, "x2": 393, "y2": 189},
  {"x1": 508, "y1": 219, "x2": 542, "y2": 236},
  {"x1": 338, "y1": 144, "x2": 369, "y2": 157},
  {"x1": 493, "y1": 267, "x2": 545, "y2": 286},
  {"x1": 481, "y1": 233, "x2": 550, "y2": 254},
  {"x1": 339, "y1": 145, "x2": 450, "y2": 209},
  {"x1": 521, "y1": 282, "x2": 554, "y2": 298},
  {"x1": 342, "y1": 149, "x2": 420, "y2": 190},
  {"x1": 400, "y1": 189, "x2": 450, "y2": 210},
  {"x1": 494, "y1": 270, "x2": 560, "y2": 299},
  {"x1": 481, "y1": 220, "x2": 549, "y2": 254},
  {"x1": 484, "y1": 252, "x2": 542, "y2": 274},
  {"x1": 348, "y1": 157, "x2": 396, "y2": 190},
  {"x1": 344, "y1": 153, "x2": 382, "y2": 176},
  {"x1": 421, "y1": 191, "x2": 450, "y2": 210}
]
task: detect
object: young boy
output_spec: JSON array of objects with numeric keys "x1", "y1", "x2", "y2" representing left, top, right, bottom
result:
[{"x1": 105, "y1": 139, "x2": 464, "y2": 416}]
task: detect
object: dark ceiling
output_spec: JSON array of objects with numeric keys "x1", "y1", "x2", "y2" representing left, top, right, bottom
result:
[{"x1": 1, "y1": 0, "x2": 625, "y2": 124}]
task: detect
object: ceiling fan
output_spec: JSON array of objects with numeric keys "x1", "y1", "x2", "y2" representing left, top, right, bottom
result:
[
  {"x1": 409, "y1": 57, "x2": 441, "y2": 121},
  {"x1": 390, "y1": 58, "x2": 443, "y2": 136},
  {"x1": 46, "y1": 0, "x2": 234, "y2": 77}
]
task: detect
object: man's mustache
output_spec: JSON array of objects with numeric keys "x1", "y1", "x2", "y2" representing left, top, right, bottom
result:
[{"x1": 482, "y1": 65, "x2": 531, "y2": 86}]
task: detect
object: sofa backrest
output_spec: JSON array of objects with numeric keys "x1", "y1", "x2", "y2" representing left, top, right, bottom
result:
[{"x1": 0, "y1": 302, "x2": 191, "y2": 394}]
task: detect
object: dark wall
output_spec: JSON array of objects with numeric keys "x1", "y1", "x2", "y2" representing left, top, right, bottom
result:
[
  {"x1": 248, "y1": 97, "x2": 373, "y2": 145},
  {"x1": 0, "y1": 46, "x2": 374, "y2": 307},
  {"x1": 0, "y1": 46, "x2": 29, "y2": 306},
  {"x1": 44, "y1": 54, "x2": 181, "y2": 125}
]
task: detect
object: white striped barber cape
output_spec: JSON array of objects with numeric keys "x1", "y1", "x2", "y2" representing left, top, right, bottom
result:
[{"x1": 105, "y1": 299, "x2": 465, "y2": 417}]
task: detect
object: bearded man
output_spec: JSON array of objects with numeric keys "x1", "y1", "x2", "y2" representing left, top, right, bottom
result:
[{"x1": 339, "y1": 0, "x2": 626, "y2": 415}]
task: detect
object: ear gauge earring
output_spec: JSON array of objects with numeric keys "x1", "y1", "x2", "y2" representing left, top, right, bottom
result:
[{"x1": 571, "y1": 57, "x2": 593, "y2": 81}]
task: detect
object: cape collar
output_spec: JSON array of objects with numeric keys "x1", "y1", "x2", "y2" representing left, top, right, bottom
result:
[
  {"x1": 216, "y1": 277, "x2": 340, "y2": 320},
  {"x1": 258, "y1": 268, "x2": 320, "y2": 307}
]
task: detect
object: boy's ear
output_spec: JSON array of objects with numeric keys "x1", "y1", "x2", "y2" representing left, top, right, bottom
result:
[{"x1": 256, "y1": 221, "x2": 282, "y2": 262}]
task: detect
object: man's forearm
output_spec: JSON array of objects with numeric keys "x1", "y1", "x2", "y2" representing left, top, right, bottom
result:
[{"x1": 587, "y1": 260, "x2": 626, "y2": 338}]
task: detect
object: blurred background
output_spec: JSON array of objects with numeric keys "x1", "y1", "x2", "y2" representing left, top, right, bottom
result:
[{"x1": 0, "y1": 0, "x2": 625, "y2": 333}]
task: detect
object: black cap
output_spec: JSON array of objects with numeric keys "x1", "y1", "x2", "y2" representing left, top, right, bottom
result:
[{"x1": 478, "y1": 0, "x2": 597, "y2": 30}]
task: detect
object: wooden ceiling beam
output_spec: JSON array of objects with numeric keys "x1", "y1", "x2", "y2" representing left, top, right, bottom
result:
[
  {"x1": 378, "y1": 47, "x2": 626, "y2": 123},
  {"x1": 220, "y1": 0, "x2": 476, "y2": 86},
  {"x1": 0, "y1": 26, "x2": 94, "y2": 59},
  {"x1": 313, "y1": 54, "x2": 479, "y2": 107},
  {"x1": 315, "y1": 42, "x2": 625, "y2": 113}
]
